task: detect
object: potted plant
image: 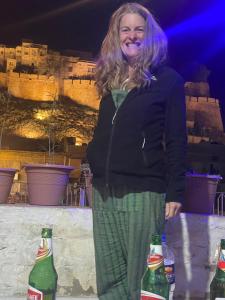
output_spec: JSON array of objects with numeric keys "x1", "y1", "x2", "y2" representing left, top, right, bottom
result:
[
  {"x1": 184, "y1": 172, "x2": 222, "y2": 214},
  {"x1": 23, "y1": 94, "x2": 74, "y2": 206},
  {"x1": 23, "y1": 163, "x2": 74, "y2": 205},
  {"x1": 0, "y1": 90, "x2": 17, "y2": 203}
]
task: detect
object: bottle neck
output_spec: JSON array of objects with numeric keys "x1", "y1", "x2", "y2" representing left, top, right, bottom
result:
[
  {"x1": 36, "y1": 237, "x2": 53, "y2": 263},
  {"x1": 147, "y1": 244, "x2": 164, "y2": 272},
  {"x1": 216, "y1": 246, "x2": 225, "y2": 275}
]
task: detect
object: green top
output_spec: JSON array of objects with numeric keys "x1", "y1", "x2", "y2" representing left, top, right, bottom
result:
[
  {"x1": 151, "y1": 234, "x2": 162, "y2": 245},
  {"x1": 221, "y1": 239, "x2": 225, "y2": 249},
  {"x1": 41, "y1": 228, "x2": 52, "y2": 238},
  {"x1": 111, "y1": 89, "x2": 129, "y2": 109}
]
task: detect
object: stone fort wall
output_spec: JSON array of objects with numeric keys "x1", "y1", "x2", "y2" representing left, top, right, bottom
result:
[
  {"x1": 186, "y1": 96, "x2": 224, "y2": 131},
  {"x1": 0, "y1": 72, "x2": 100, "y2": 109},
  {"x1": 63, "y1": 79, "x2": 99, "y2": 109},
  {"x1": 7, "y1": 72, "x2": 59, "y2": 101},
  {"x1": 0, "y1": 72, "x2": 222, "y2": 123}
]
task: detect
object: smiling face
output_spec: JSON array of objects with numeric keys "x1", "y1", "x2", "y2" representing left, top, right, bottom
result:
[{"x1": 119, "y1": 13, "x2": 145, "y2": 65}]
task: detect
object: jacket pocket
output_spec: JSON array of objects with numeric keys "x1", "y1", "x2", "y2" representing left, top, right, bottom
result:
[
  {"x1": 141, "y1": 132, "x2": 164, "y2": 169},
  {"x1": 86, "y1": 140, "x2": 107, "y2": 176}
]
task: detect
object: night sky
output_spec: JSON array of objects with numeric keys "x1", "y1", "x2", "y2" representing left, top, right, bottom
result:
[{"x1": 0, "y1": 0, "x2": 225, "y2": 120}]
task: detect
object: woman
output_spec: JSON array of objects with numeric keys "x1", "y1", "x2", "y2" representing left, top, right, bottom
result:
[{"x1": 87, "y1": 2, "x2": 186, "y2": 300}]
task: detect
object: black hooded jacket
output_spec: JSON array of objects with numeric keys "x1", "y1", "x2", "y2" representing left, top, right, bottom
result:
[{"x1": 86, "y1": 65, "x2": 187, "y2": 203}]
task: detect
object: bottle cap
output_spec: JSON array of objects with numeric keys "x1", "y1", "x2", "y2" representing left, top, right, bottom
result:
[
  {"x1": 151, "y1": 234, "x2": 162, "y2": 245},
  {"x1": 41, "y1": 228, "x2": 52, "y2": 238},
  {"x1": 221, "y1": 239, "x2": 225, "y2": 248}
]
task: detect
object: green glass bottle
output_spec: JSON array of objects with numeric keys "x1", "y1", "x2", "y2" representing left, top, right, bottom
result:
[
  {"x1": 27, "y1": 228, "x2": 58, "y2": 300},
  {"x1": 210, "y1": 239, "x2": 225, "y2": 300},
  {"x1": 141, "y1": 234, "x2": 169, "y2": 300}
]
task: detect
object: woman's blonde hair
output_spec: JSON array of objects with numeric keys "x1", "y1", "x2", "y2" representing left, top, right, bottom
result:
[{"x1": 95, "y1": 2, "x2": 168, "y2": 96}]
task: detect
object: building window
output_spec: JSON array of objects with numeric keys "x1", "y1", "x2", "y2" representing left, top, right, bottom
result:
[{"x1": 68, "y1": 66, "x2": 73, "y2": 72}]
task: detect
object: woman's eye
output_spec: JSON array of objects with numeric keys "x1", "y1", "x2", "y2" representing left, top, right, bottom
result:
[{"x1": 121, "y1": 28, "x2": 129, "y2": 32}]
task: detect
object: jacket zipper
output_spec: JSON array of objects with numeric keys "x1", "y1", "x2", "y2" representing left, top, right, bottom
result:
[
  {"x1": 104, "y1": 88, "x2": 137, "y2": 187},
  {"x1": 141, "y1": 131, "x2": 148, "y2": 165},
  {"x1": 105, "y1": 108, "x2": 118, "y2": 187}
]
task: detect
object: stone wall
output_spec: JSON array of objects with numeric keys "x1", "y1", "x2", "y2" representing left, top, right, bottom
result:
[
  {"x1": 0, "y1": 72, "x2": 100, "y2": 109},
  {"x1": 0, "y1": 205, "x2": 96, "y2": 298},
  {"x1": 165, "y1": 213, "x2": 220, "y2": 299},
  {"x1": 63, "y1": 79, "x2": 99, "y2": 109},
  {"x1": 186, "y1": 96, "x2": 224, "y2": 131},
  {"x1": 0, "y1": 150, "x2": 66, "y2": 169},
  {"x1": 0, "y1": 72, "x2": 7, "y2": 88},
  {"x1": 0, "y1": 150, "x2": 81, "y2": 180},
  {"x1": 0, "y1": 208, "x2": 223, "y2": 299},
  {"x1": 7, "y1": 72, "x2": 58, "y2": 101}
]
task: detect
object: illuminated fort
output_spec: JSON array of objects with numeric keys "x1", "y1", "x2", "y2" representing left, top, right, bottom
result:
[
  {"x1": 184, "y1": 79, "x2": 225, "y2": 184},
  {"x1": 0, "y1": 40, "x2": 100, "y2": 176},
  {"x1": 1, "y1": 40, "x2": 224, "y2": 144},
  {"x1": 0, "y1": 40, "x2": 99, "y2": 108}
]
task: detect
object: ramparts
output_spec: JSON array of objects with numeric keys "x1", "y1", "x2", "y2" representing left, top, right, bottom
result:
[
  {"x1": 0, "y1": 71, "x2": 100, "y2": 109},
  {"x1": 186, "y1": 95, "x2": 223, "y2": 131},
  {"x1": 7, "y1": 72, "x2": 58, "y2": 101},
  {"x1": 63, "y1": 79, "x2": 99, "y2": 109},
  {"x1": 0, "y1": 72, "x2": 222, "y2": 115}
]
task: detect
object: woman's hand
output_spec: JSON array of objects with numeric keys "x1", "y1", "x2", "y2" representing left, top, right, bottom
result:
[{"x1": 165, "y1": 202, "x2": 182, "y2": 220}]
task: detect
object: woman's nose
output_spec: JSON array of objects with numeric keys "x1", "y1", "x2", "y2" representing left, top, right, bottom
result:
[{"x1": 128, "y1": 30, "x2": 137, "y2": 40}]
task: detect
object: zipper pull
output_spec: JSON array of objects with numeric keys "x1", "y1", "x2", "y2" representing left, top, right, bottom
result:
[
  {"x1": 112, "y1": 110, "x2": 118, "y2": 124},
  {"x1": 142, "y1": 137, "x2": 146, "y2": 149}
]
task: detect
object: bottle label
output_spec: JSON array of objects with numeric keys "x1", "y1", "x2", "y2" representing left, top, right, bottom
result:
[
  {"x1": 141, "y1": 290, "x2": 166, "y2": 299},
  {"x1": 148, "y1": 245, "x2": 163, "y2": 271},
  {"x1": 36, "y1": 238, "x2": 52, "y2": 262},
  {"x1": 27, "y1": 285, "x2": 43, "y2": 300},
  {"x1": 164, "y1": 260, "x2": 175, "y2": 284},
  {"x1": 217, "y1": 249, "x2": 225, "y2": 272}
]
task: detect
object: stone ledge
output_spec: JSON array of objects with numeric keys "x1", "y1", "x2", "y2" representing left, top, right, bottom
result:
[
  {"x1": 0, "y1": 204, "x2": 96, "y2": 298},
  {"x1": 0, "y1": 298, "x2": 98, "y2": 300},
  {"x1": 0, "y1": 204, "x2": 224, "y2": 299}
]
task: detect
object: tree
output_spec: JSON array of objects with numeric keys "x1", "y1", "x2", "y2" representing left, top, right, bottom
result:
[
  {"x1": 0, "y1": 89, "x2": 36, "y2": 148},
  {"x1": 0, "y1": 91, "x2": 11, "y2": 149}
]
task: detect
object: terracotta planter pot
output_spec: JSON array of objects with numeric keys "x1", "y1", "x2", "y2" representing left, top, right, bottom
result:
[
  {"x1": 23, "y1": 164, "x2": 74, "y2": 206},
  {"x1": 184, "y1": 173, "x2": 222, "y2": 214},
  {"x1": 0, "y1": 168, "x2": 17, "y2": 204}
]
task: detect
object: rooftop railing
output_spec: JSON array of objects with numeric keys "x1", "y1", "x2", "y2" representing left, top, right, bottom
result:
[
  {"x1": 213, "y1": 192, "x2": 225, "y2": 216},
  {"x1": 7, "y1": 181, "x2": 91, "y2": 207},
  {"x1": 7, "y1": 181, "x2": 225, "y2": 214}
]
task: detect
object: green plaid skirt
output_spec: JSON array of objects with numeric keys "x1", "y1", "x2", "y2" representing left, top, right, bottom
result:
[{"x1": 92, "y1": 185, "x2": 166, "y2": 300}]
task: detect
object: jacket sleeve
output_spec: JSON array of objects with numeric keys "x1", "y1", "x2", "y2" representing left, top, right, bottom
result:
[{"x1": 165, "y1": 76, "x2": 187, "y2": 204}]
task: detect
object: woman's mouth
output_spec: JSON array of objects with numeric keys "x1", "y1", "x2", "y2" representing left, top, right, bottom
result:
[{"x1": 126, "y1": 41, "x2": 141, "y2": 47}]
